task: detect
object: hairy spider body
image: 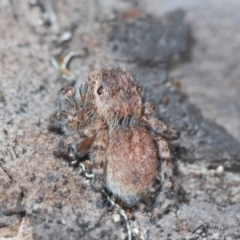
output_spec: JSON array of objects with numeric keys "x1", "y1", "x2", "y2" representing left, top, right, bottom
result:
[
  {"x1": 106, "y1": 125, "x2": 157, "y2": 207},
  {"x1": 49, "y1": 67, "x2": 179, "y2": 223}
]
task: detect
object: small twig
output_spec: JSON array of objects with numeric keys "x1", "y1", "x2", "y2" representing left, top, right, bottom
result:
[
  {"x1": 0, "y1": 163, "x2": 13, "y2": 182},
  {"x1": 50, "y1": 51, "x2": 83, "y2": 82},
  {"x1": 101, "y1": 190, "x2": 132, "y2": 240},
  {"x1": 192, "y1": 224, "x2": 203, "y2": 234},
  {"x1": 119, "y1": 208, "x2": 132, "y2": 240}
]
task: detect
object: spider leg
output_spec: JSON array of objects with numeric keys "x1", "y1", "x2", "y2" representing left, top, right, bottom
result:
[
  {"x1": 68, "y1": 118, "x2": 106, "y2": 160},
  {"x1": 142, "y1": 114, "x2": 179, "y2": 140},
  {"x1": 49, "y1": 83, "x2": 92, "y2": 135},
  {"x1": 53, "y1": 135, "x2": 86, "y2": 161},
  {"x1": 143, "y1": 101, "x2": 156, "y2": 116},
  {"x1": 90, "y1": 129, "x2": 108, "y2": 208},
  {"x1": 79, "y1": 81, "x2": 89, "y2": 105},
  {"x1": 54, "y1": 136, "x2": 95, "y2": 177},
  {"x1": 56, "y1": 86, "x2": 77, "y2": 110},
  {"x1": 142, "y1": 101, "x2": 180, "y2": 140},
  {"x1": 49, "y1": 86, "x2": 80, "y2": 134},
  {"x1": 67, "y1": 135, "x2": 96, "y2": 160},
  {"x1": 54, "y1": 118, "x2": 105, "y2": 162},
  {"x1": 150, "y1": 136, "x2": 173, "y2": 224}
]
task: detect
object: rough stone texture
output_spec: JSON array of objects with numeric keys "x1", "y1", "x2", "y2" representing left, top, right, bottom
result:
[
  {"x1": 106, "y1": 9, "x2": 191, "y2": 66},
  {"x1": 137, "y1": 0, "x2": 240, "y2": 142},
  {"x1": 0, "y1": 1, "x2": 240, "y2": 240}
]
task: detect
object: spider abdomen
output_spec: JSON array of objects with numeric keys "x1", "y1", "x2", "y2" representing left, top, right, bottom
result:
[{"x1": 106, "y1": 126, "x2": 158, "y2": 206}]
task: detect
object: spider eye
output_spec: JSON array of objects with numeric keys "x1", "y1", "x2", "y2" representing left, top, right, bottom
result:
[{"x1": 97, "y1": 86, "x2": 103, "y2": 95}]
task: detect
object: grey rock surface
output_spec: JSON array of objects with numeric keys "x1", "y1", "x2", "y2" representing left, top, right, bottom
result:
[
  {"x1": 137, "y1": 0, "x2": 240, "y2": 142},
  {"x1": 106, "y1": 9, "x2": 191, "y2": 66},
  {"x1": 0, "y1": 1, "x2": 240, "y2": 240}
]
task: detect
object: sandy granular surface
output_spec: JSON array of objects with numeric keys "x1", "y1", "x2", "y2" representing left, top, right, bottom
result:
[{"x1": 0, "y1": 1, "x2": 240, "y2": 240}]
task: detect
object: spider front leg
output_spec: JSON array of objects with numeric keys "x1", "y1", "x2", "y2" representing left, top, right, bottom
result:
[
  {"x1": 150, "y1": 136, "x2": 173, "y2": 224},
  {"x1": 67, "y1": 135, "x2": 96, "y2": 162},
  {"x1": 56, "y1": 118, "x2": 105, "y2": 162},
  {"x1": 49, "y1": 86, "x2": 79, "y2": 134},
  {"x1": 49, "y1": 83, "x2": 89, "y2": 135},
  {"x1": 90, "y1": 128, "x2": 108, "y2": 208},
  {"x1": 142, "y1": 102, "x2": 180, "y2": 140}
]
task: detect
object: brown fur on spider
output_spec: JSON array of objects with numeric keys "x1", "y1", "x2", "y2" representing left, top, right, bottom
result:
[{"x1": 49, "y1": 67, "x2": 180, "y2": 223}]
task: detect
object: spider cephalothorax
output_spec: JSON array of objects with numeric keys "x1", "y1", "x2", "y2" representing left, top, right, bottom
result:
[
  {"x1": 49, "y1": 67, "x2": 179, "y2": 223},
  {"x1": 89, "y1": 68, "x2": 142, "y2": 125}
]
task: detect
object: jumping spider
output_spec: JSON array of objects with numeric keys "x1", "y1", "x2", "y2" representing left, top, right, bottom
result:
[{"x1": 49, "y1": 67, "x2": 179, "y2": 223}]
